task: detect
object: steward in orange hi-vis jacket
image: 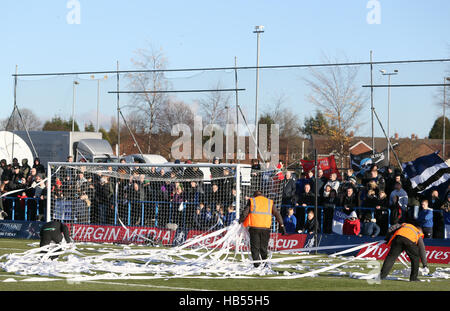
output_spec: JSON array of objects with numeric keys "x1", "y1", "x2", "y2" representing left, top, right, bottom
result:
[
  {"x1": 380, "y1": 222, "x2": 428, "y2": 281},
  {"x1": 239, "y1": 191, "x2": 285, "y2": 268}
]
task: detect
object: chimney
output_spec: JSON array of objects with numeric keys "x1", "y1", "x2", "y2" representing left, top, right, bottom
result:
[{"x1": 394, "y1": 133, "x2": 399, "y2": 140}]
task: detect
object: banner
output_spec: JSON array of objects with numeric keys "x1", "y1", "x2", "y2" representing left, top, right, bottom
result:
[
  {"x1": 66, "y1": 223, "x2": 176, "y2": 245},
  {"x1": 350, "y1": 148, "x2": 389, "y2": 175},
  {"x1": 300, "y1": 155, "x2": 339, "y2": 179},
  {"x1": 0, "y1": 220, "x2": 42, "y2": 239},
  {"x1": 331, "y1": 207, "x2": 347, "y2": 235},
  {"x1": 357, "y1": 244, "x2": 450, "y2": 264}
]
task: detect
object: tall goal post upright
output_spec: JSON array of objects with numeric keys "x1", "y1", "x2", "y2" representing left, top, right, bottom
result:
[
  {"x1": 235, "y1": 164, "x2": 241, "y2": 222},
  {"x1": 46, "y1": 161, "x2": 51, "y2": 222}
]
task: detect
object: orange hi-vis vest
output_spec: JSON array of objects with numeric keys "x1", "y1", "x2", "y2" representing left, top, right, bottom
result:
[
  {"x1": 243, "y1": 196, "x2": 273, "y2": 229},
  {"x1": 387, "y1": 223, "x2": 424, "y2": 247}
]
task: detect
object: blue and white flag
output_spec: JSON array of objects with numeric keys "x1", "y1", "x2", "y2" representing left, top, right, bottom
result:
[
  {"x1": 402, "y1": 152, "x2": 450, "y2": 195},
  {"x1": 331, "y1": 207, "x2": 348, "y2": 235}
]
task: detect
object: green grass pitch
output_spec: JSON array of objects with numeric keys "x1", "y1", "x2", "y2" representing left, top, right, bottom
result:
[{"x1": 0, "y1": 238, "x2": 448, "y2": 291}]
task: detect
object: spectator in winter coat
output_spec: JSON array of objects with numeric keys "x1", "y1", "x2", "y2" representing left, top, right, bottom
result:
[
  {"x1": 340, "y1": 187, "x2": 358, "y2": 209},
  {"x1": 302, "y1": 209, "x2": 319, "y2": 234},
  {"x1": 283, "y1": 207, "x2": 297, "y2": 234},
  {"x1": 307, "y1": 169, "x2": 326, "y2": 197},
  {"x1": 281, "y1": 171, "x2": 297, "y2": 216},
  {"x1": 375, "y1": 191, "x2": 389, "y2": 235},
  {"x1": 418, "y1": 199, "x2": 433, "y2": 238},
  {"x1": 297, "y1": 183, "x2": 315, "y2": 207},
  {"x1": 363, "y1": 189, "x2": 379, "y2": 208},
  {"x1": 32, "y1": 158, "x2": 45, "y2": 175},
  {"x1": 359, "y1": 212, "x2": 380, "y2": 238},
  {"x1": 342, "y1": 211, "x2": 360, "y2": 236},
  {"x1": 325, "y1": 173, "x2": 340, "y2": 193},
  {"x1": 429, "y1": 190, "x2": 445, "y2": 239},
  {"x1": 363, "y1": 164, "x2": 385, "y2": 191},
  {"x1": 441, "y1": 194, "x2": 450, "y2": 239},
  {"x1": 322, "y1": 188, "x2": 339, "y2": 206},
  {"x1": 20, "y1": 159, "x2": 31, "y2": 179},
  {"x1": 389, "y1": 182, "x2": 408, "y2": 212}
]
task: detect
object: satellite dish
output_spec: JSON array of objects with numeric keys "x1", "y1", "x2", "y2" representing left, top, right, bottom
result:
[{"x1": 0, "y1": 131, "x2": 34, "y2": 165}]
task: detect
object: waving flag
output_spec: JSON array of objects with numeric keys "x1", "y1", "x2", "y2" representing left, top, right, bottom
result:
[
  {"x1": 300, "y1": 155, "x2": 339, "y2": 179},
  {"x1": 350, "y1": 145, "x2": 396, "y2": 175},
  {"x1": 402, "y1": 151, "x2": 450, "y2": 195}
]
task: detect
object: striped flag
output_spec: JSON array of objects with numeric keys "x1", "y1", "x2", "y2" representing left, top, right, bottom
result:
[{"x1": 402, "y1": 152, "x2": 450, "y2": 195}]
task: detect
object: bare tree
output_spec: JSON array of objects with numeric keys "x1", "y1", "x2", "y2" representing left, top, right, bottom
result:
[
  {"x1": 260, "y1": 94, "x2": 303, "y2": 164},
  {"x1": 304, "y1": 55, "x2": 367, "y2": 165},
  {"x1": 265, "y1": 93, "x2": 302, "y2": 139},
  {"x1": 126, "y1": 46, "x2": 170, "y2": 153},
  {"x1": 196, "y1": 81, "x2": 231, "y2": 126},
  {"x1": 157, "y1": 99, "x2": 195, "y2": 133},
  {"x1": 1, "y1": 108, "x2": 42, "y2": 131}
]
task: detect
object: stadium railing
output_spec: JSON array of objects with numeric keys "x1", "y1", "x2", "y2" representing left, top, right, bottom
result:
[
  {"x1": 0, "y1": 197, "x2": 445, "y2": 238},
  {"x1": 2, "y1": 197, "x2": 44, "y2": 221},
  {"x1": 281, "y1": 204, "x2": 392, "y2": 234}
]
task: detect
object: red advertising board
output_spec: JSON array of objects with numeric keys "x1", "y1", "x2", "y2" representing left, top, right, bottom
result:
[
  {"x1": 357, "y1": 243, "x2": 450, "y2": 264},
  {"x1": 64, "y1": 224, "x2": 449, "y2": 264},
  {"x1": 66, "y1": 224, "x2": 175, "y2": 245}
]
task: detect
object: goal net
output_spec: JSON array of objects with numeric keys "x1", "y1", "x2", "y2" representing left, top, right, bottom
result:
[{"x1": 46, "y1": 162, "x2": 285, "y2": 249}]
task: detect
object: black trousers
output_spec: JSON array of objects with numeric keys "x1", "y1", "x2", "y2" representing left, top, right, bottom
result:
[
  {"x1": 380, "y1": 235, "x2": 420, "y2": 281},
  {"x1": 249, "y1": 227, "x2": 271, "y2": 267}
]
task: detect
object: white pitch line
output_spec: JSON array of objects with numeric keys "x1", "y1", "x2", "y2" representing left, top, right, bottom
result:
[
  {"x1": 0, "y1": 273, "x2": 209, "y2": 290},
  {"x1": 85, "y1": 280, "x2": 211, "y2": 291}
]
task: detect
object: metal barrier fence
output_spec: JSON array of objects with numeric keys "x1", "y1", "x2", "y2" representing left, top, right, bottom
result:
[
  {"x1": 281, "y1": 204, "x2": 392, "y2": 234},
  {"x1": 2, "y1": 197, "x2": 45, "y2": 221},
  {"x1": 0, "y1": 197, "x2": 445, "y2": 236}
]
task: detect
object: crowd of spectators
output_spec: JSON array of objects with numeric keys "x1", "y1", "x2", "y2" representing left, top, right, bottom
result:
[
  {"x1": 0, "y1": 157, "x2": 47, "y2": 220},
  {"x1": 1, "y1": 156, "x2": 449, "y2": 239},
  {"x1": 1, "y1": 156, "x2": 243, "y2": 231},
  {"x1": 279, "y1": 162, "x2": 449, "y2": 239}
]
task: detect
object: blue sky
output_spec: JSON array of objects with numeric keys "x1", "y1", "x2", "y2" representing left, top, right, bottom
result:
[{"x1": 1, "y1": 0, "x2": 449, "y2": 141}]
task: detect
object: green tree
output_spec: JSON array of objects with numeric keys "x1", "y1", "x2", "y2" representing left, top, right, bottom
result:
[
  {"x1": 428, "y1": 116, "x2": 450, "y2": 139},
  {"x1": 99, "y1": 118, "x2": 118, "y2": 146},
  {"x1": 84, "y1": 121, "x2": 95, "y2": 132},
  {"x1": 302, "y1": 111, "x2": 332, "y2": 138},
  {"x1": 42, "y1": 116, "x2": 79, "y2": 131}
]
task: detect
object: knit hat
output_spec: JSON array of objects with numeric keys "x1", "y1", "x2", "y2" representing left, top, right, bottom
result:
[{"x1": 348, "y1": 211, "x2": 357, "y2": 219}]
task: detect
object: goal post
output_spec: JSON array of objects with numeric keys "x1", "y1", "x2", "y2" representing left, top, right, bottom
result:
[{"x1": 46, "y1": 161, "x2": 284, "y2": 246}]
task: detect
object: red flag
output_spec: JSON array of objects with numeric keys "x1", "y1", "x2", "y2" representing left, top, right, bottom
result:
[{"x1": 300, "y1": 155, "x2": 340, "y2": 179}]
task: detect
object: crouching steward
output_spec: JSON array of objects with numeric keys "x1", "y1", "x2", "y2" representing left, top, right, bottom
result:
[
  {"x1": 39, "y1": 220, "x2": 72, "y2": 260},
  {"x1": 380, "y1": 222, "x2": 428, "y2": 281},
  {"x1": 239, "y1": 191, "x2": 286, "y2": 268}
]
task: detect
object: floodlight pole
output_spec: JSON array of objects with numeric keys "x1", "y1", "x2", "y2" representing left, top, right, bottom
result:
[
  {"x1": 443, "y1": 77, "x2": 450, "y2": 159},
  {"x1": 11, "y1": 65, "x2": 18, "y2": 163},
  {"x1": 72, "y1": 80, "x2": 79, "y2": 132},
  {"x1": 314, "y1": 149, "x2": 318, "y2": 253},
  {"x1": 380, "y1": 69, "x2": 399, "y2": 165},
  {"x1": 254, "y1": 26, "x2": 264, "y2": 159},
  {"x1": 234, "y1": 56, "x2": 241, "y2": 163},
  {"x1": 370, "y1": 51, "x2": 375, "y2": 154},
  {"x1": 116, "y1": 61, "x2": 120, "y2": 158}
]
